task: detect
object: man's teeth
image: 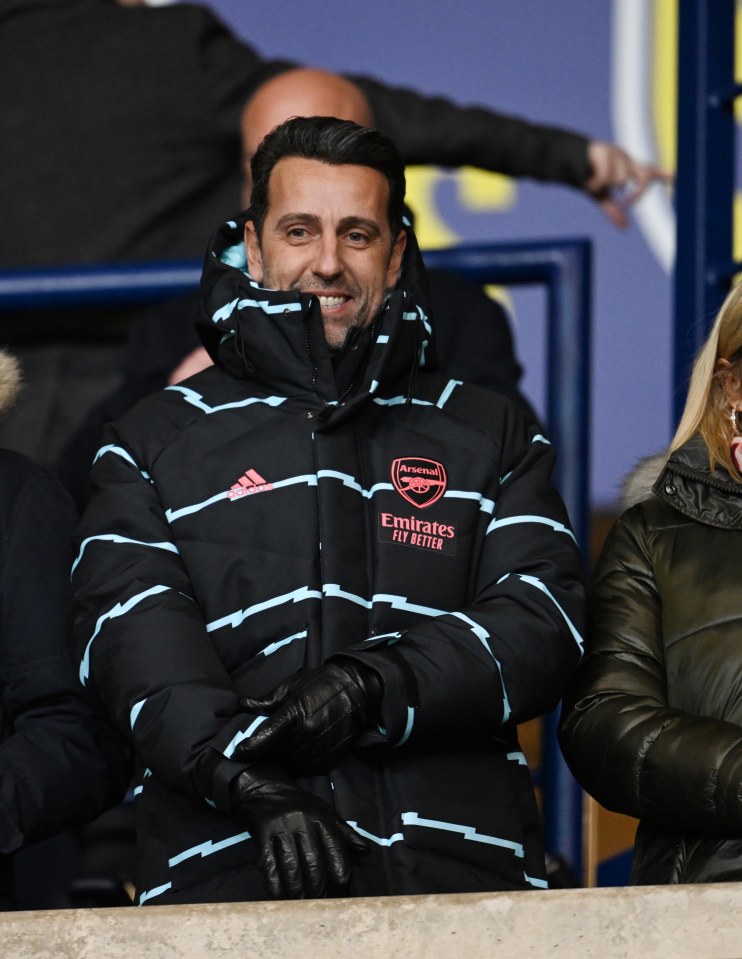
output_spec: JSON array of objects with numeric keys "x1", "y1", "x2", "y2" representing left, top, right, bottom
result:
[{"x1": 318, "y1": 295, "x2": 346, "y2": 308}]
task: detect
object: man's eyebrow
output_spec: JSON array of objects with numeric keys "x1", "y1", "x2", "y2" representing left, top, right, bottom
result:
[
  {"x1": 274, "y1": 213, "x2": 322, "y2": 230},
  {"x1": 337, "y1": 216, "x2": 382, "y2": 236}
]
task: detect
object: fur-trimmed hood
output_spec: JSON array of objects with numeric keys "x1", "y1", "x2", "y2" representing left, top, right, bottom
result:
[
  {"x1": 622, "y1": 435, "x2": 742, "y2": 529},
  {"x1": 0, "y1": 351, "x2": 21, "y2": 418},
  {"x1": 620, "y1": 452, "x2": 668, "y2": 510}
]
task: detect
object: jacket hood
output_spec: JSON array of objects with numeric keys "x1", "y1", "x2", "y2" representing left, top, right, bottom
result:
[
  {"x1": 195, "y1": 210, "x2": 435, "y2": 419},
  {"x1": 0, "y1": 351, "x2": 22, "y2": 418}
]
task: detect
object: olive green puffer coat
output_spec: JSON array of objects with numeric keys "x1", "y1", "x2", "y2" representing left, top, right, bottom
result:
[{"x1": 559, "y1": 434, "x2": 742, "y2": 884}]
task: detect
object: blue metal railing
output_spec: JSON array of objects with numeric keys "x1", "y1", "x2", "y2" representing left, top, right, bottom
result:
[
  {"x1": 673, "y1": 0, "x2": 737, "y2": 423},
  {"x1": 0, "y1": 261, "x2": 203, "y2": 309},
  {"x1": 0, "y1": 237, "x2": 592, "y2": 878}
]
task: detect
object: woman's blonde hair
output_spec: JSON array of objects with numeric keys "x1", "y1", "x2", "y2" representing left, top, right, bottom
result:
[{"x1": 670, "y1": 279, "x2": 742, "y2": 479}]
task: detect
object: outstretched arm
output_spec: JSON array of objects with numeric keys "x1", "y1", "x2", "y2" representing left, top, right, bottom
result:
[{"x1": 351, "y1": 75, "x2": 671, "y2": 227}]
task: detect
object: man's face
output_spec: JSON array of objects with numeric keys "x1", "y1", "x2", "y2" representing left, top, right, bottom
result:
[{"x1": 245, "y1": 157, "x2": 406, "y2": 351}]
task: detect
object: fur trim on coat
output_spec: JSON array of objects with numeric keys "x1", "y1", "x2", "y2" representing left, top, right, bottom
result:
[
  {"x1": 0, "y1": 351, "x2": 21, "y2": 418},
  {"x1": 620, "y1": 452, "x2": 668, "y2": 511}
]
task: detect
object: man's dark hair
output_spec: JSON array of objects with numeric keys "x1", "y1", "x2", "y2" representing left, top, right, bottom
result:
[{"x1": 249, "y1": 116, "x2": 406, "y2": 239}]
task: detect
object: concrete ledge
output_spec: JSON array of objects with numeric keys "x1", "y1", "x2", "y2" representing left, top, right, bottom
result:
[{"x1": 3, "y1": 883, "x2": 742, "y2": 958}]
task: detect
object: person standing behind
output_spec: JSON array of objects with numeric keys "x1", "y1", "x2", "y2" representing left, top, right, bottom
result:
[
  {"x1": 69, "y1": 117, "x2": 585, "y2": 904},
  {"x1": 559, "y1": 280, "x2": 742, "y2": 885}
]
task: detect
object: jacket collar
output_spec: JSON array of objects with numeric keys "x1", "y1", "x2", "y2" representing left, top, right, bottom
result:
[
  {"x1": 195, "y1": 210, "x2": 435, "y2": 424},
  {"x1": 652, "y1": 434, "x2": 742, "y2": 529}
]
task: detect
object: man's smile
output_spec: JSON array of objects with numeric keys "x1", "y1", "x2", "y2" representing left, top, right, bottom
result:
[
  {"x1": 316, "y1": 294, "x2": 350, "y2": 311},
  {"x1": 296, "y1": 286, "x2": 357, "y2": 319}
]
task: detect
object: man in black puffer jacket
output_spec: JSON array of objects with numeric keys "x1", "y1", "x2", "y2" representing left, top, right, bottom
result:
[{"x1": 69, "y1": 118, "x2": 585, "y2": 905}]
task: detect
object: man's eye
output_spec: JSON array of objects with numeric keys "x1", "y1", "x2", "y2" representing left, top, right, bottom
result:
[
  {"x1": 346, "y1": 232, "x2": 368, "y2": 244},
  {"x1": 287, "y1": 227, "x2": 308, "y2": 239}
]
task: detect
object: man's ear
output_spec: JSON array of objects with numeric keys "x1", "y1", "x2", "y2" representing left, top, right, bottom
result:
[
  {"x1": 244, "y1": 221, "x2": 264, "y2": 283},
  {"x1": 385, "y1": 229, "x2": 407, "y2": 287}
]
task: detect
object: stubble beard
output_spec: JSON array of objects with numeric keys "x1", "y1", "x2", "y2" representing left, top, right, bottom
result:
[{"x1": 260, "y1": 265, "x2": 377, "y2": 353}]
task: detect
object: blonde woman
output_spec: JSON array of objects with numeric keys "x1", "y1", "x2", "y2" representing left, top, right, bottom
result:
[{"x1": 559, "y1": 280, "x2": 742, "y2": 884}]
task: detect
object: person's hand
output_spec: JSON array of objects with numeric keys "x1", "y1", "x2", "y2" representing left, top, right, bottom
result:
[
  {"x1": 230, "y1": 763, "x2": 369, "y2": 898},
  {"x1": 586, "y1": 141, "x2": 673, "y2": 228},
  {"x1": 236, "y1": 660, "x2": 383, "y2": 773}
]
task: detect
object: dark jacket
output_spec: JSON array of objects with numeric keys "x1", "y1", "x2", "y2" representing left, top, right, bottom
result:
[
  {"x1": 559, "y1": 435, "x2": 742, "y2": 885},
  {"x1": 0, "y1": 353, "x2": 131, "y2": 908},
  {"x1": 69, "y1": 215, "x2": 585, "y2": 904}
]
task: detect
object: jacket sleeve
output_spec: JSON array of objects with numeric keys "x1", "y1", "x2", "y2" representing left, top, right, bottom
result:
[
  {"x1": 0, "y1": 462, "x2": 130, "y2": 852},
  {"x1": 558, "y1": 509, "x2": 742, "y2": 833},
  {"x1": 194, "y1": 7, "x2": 294, "y2": 139},
  {"x1": 352, "y1": 74, "x2": 591, "y2": 187},
  {"x1": 196, "y1": 4, "x2": 591, "y2": 186},
  {"x1": 342, "y1": 414, "x2": 586, "y2": 747},
  {"x1": 69, "y1": 431, "x2": 254, "y2": 813}
]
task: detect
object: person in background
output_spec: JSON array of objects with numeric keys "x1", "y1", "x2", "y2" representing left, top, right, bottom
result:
[
  {"x1": 0, "y1": 351, "x2": 131, "y2": 909},
  {"x1": 0, "y1": 0, "x2": 667, "y2": 276},
  {"x1": 559, "y1": 280, "x2": 742, "y2": 885}
]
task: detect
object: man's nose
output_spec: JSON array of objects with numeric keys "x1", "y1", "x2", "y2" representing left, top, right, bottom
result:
[{"x1": 312, "y1": 236, "x2": 343, "y2": 280}]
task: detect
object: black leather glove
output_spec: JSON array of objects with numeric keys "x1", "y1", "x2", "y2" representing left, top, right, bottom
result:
[
  {"x1": 237, "y1": 659, "x2": 383, "y2": 774},
  {"x1": 230, "y1": 763, "x2": 369, "y2": 899}
]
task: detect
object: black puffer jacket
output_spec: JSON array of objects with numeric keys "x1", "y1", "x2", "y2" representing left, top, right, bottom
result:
[
  {"x1": 69, "y1": 214, "x2": 585, "y2": 905},
  {"x1": 559, "y1": 435, "x2": 742, "y2": 884}
]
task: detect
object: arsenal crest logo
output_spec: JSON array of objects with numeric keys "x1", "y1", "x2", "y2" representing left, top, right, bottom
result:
[{"x1": 391, "y1": 457, "x2": 447, "y2": 510}]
